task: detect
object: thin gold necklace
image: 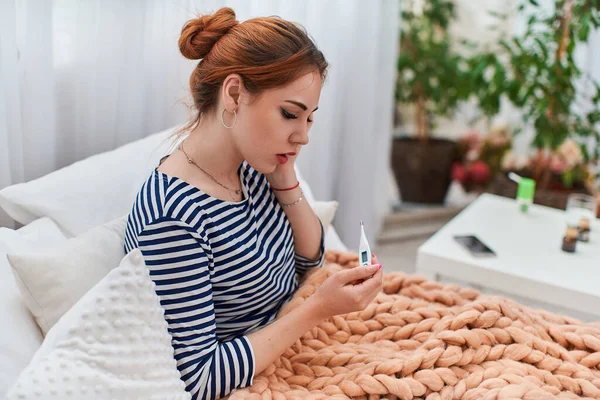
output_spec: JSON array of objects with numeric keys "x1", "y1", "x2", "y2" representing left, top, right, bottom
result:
[{"x1": 178, "y1": 140, "x2": 242, "y2": 201}]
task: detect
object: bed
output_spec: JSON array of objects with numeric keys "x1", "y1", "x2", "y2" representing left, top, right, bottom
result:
[
  {"x1": 2, "y1": 127, "x2": 599, "y2": 399},
  {"x1": 0, "y1": 126, "x2": 347, "y2": 398}
]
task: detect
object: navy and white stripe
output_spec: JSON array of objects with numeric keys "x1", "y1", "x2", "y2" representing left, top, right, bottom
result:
[{"x1": 123, "y1": 159, "x2": 324, "y2": 400}]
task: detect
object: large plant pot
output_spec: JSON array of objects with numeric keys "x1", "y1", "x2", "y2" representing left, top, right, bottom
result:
[
  {"x1": 486, "y1": 172, "x2": 593, "y2": 210},
  {"x1": 391, "y1": 137, "x2": 458, "y2": 204}
]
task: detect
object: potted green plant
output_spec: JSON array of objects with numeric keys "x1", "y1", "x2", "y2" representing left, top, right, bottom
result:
[
  {"x1": 393, "y1": 0, "x2": 472, "y2": 204},
  {"x1": 467, "y1": 0, "x2": 600, "y2": 209}
]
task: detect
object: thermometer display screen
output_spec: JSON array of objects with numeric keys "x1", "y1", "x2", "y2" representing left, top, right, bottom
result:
[{"x1": 361, "y1": 251, "x2": 368, "y2": 264}]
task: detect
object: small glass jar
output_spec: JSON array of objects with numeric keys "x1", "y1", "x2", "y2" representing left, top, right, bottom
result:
[
  {"x1": 578, "y1": 217, "x2": 591, "y2": 242},
  {"x1": 562, "y1": 225, "x2": 578, "y2": 253}
]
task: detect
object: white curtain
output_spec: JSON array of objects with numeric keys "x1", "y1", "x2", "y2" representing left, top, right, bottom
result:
[{"x1": 0, "y1": 0, "x2": 399, "y2": 246}]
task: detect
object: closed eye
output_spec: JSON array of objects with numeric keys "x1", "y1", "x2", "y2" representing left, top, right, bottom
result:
[
  {"x1": 281, "y1": 108, "x2": 297, "y2": 119},
  {"x1": 281, "y1": 107, "x2": 313, "y2": 123}
]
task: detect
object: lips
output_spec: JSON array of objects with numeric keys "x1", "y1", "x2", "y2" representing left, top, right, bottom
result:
[{"x1": 276, "y1": 152, "x2": 296, "y2": 165}]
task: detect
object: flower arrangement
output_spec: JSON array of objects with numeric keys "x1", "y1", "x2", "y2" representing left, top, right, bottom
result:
[
  {"x1": 502, "y1": 138, "x2": 596, "y2": 192},
  {"x1": 499, "y1": 140, "x2": 598, "y2": 211},
  {"x1": 452, "y1": 119, "x2": 599, "y2": 198},
  {"x1": 451, "y1": 122, "x2": 513, "y2": 193}
]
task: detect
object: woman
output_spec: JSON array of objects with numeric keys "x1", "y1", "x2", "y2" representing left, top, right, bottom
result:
[{"x1": 124, "y1": 7, "x2": 383, "y2": 400}]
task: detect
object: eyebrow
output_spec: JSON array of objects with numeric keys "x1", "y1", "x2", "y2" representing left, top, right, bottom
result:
[{"x1": 285, "y1": 100, "x2": 318, "y2": 112}]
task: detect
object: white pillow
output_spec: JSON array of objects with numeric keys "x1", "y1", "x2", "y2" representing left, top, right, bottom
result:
[
  {"x1": 324, "y1": 227, "x2": 347, "y2": 252},
  {"x1": 311, "y1": 200, "x2": 338, "y2": 235},
  {"x1": 6, "y1": 249, "x2": 191, "y2": 400},
  {"x1": 296, "y1": 173, "x2": 346, "y2": 252},
  {"x1": 314, "y1": 201, "x2": 346, "y2": 252},
  {"x1": 312, "y1": 200, "x2": 347, "y2": 251},
  {"x1": 0, "y1": 127, "x2": 176, "y2": 237},
  {"x1": 8, "y1": 216, "x2": 128, "y2": 336},
  {"x1": 0, "y1": 218, "x2": 67, "y2": 397}
]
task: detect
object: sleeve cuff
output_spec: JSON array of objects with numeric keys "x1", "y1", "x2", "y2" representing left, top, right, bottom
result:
[{"x1": 240, "y1": 336, "x2": 256, "y2": 387}]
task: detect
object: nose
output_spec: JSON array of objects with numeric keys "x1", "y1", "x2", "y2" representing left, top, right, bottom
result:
[
  {"x1": 293, "y1": 125, "x2": 310, "y2": 146},
  {"x1": 296, "y1": 135, "x2": 309, "y2": 146}
]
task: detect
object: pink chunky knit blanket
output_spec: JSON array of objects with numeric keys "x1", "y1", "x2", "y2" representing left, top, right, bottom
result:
[{"x1": 226, "y1": 250, "x2": 600, "y2": 400}]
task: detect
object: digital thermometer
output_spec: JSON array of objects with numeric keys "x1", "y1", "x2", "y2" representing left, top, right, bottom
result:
[{"x1": 358, "y1": 220, "x2": 372, "y2": 266}]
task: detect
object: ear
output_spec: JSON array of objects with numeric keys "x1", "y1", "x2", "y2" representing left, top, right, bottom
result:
[{"x1": 222, "y1": 74, "x2": 245, "y2": 111}]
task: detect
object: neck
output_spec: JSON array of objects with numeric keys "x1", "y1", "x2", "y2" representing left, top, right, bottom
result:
[{"x1": 183, "y1": 112, "x2": 244, "y2": 185}]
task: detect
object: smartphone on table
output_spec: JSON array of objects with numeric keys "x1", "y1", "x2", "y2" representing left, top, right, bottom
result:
[{"x1": 453, "y1": 235, "x2": 496, "y2": 258}]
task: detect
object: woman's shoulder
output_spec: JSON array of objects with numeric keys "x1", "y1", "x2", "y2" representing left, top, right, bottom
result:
[{"x1": 126, "y1": 169, "x2": 206, "y2": 234}]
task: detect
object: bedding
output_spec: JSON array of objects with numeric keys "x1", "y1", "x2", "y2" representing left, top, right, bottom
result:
[
  {"x1": 7, "y1": 216, "x2": 128, "y2": 335},
  {"x1": 0, "y1": 217, "x2": 67, "y2": 396},
  {"x1": 0, "y1": 128, "x2": 175, "y2": 236},
  {"x1": 0, "y1": 126, "x2": 347, "y2": 398},
  {"x1": 7, "y1": 247, "x2": 600, "y2": 399},
  {"x1": 6, "y1": 249, "x2": 190, "y2": 400},
  {"x1": 225, "y1": 250, "x2": 600, "y2": 400}
]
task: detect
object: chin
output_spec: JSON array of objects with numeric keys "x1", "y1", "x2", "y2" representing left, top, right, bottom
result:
[{"x1": 245, "y1": 158, "x2": 277, "y2": 174}]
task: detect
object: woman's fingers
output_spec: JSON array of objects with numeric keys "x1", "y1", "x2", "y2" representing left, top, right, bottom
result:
[
  {"x1": 356, "y1": 267, "x2": 382, "y2": 295},
  {"x1": 346, "y1": 253, "x2": 382, "y2": 287},
  {"x1": 371, "y1": 253, "x2": 379, "y2": 266},
  {"x1": 339, "y1": 264, "x2": 381, "y2": 286}
]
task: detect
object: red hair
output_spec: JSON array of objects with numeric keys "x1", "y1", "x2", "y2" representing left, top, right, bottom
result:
[{"x1": 176, "y1": 7, "x2": 328, "y2": 133}]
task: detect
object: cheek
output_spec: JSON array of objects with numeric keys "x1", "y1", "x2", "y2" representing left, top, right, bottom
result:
[{"x1": 250, "y1": 111, "x2": 287, "y2": 144}]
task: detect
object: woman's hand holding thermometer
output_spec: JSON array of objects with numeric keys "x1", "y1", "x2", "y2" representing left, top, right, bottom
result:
[{"x1": 309, "y1": 221, "x2": 383, "y2": 320}]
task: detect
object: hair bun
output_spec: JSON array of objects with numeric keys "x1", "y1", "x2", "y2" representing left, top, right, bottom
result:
[{"x1": 179, "y1": 7, "x2": 238, "y2": 60}]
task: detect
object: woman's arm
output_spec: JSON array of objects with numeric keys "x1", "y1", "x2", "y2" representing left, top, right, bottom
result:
[
  {"x1": 246, "y1": 293, "x2": 326, "y2": 375},
  {"x1": 272, "y1": 184, "x2": 322, "y2": 260},
  {"x1": 135, "y1": 217, "x2": 328, "y2": 397}
]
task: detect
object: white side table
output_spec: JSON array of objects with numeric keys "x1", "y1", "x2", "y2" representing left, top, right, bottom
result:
[{"x1": 416, "y1": 193, "x2": 600, "y2": 321}]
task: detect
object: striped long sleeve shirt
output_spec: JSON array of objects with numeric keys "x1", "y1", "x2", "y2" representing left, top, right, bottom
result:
[{"x1": 123, "y1": 158, "x2": 325, "y2": 400}]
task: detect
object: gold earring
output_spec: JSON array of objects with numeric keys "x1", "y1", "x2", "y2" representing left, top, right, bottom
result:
[{"x1": 220, "y1": 108, "x2": 237, "y2": 129}]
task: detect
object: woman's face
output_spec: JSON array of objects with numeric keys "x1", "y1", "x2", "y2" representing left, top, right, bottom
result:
[{"x1": 231, "y1": 71, "x2": 322, "y2": 174}]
